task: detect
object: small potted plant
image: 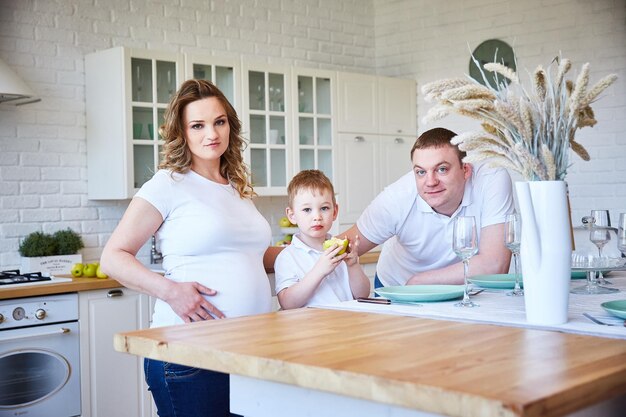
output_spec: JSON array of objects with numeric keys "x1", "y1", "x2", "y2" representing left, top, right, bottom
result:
[{"x1": 19, "y1": 229, "x2": 84, "y2": 275}]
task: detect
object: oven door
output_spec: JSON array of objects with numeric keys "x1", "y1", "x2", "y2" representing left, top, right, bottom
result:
[{"x1": 0, "y1": 321, "x2": 80, "y2": 417}]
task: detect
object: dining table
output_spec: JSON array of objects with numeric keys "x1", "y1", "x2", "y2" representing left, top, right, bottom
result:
[{"x1": 114, "y1": 271, "x2": 626, "y2": 417}]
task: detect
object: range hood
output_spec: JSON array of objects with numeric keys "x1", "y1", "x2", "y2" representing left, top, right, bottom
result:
[{"x1": 0, "y1": 58, "x2": 40, "y2": 105}]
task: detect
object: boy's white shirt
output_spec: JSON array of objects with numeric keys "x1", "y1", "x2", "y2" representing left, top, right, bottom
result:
[{"x1": 274, "y1": 233, "x2": 354, "y2": 307}]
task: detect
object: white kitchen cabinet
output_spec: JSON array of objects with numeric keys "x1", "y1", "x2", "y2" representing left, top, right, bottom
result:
[
  {"x1": 242, "y1": 63, "x2": 293, "y2": 195},
  {"x1": 292, "y1": 68, "x2": 336, "y2": 182},
  {"x1": 336, "y1": 72, "x2": 378, "y2": 134},
  {"x1": 377, "y1": 76, "x2": 417, "y2": 135},
  {"x1": 184, "y1": 54, "x2": 241, "y2": 115},
  {"x1": 79, "y1": 287, "x2": 153, "y2": 417},
  {"x1": 86, "y1": 47, "x2": 182, "y2": 200},
  {"x1": 336, "y1": 133, "x2": 413, "y2": 226},
  {"x1": 336, "y1": 72, "x2": 416, "y2": 228},
  {"x1": 337, "y1": 72, "x2": 416, "y2": 135},
  {"x1": 242, "y1": 65, "x2": 337, "y2": 195}
]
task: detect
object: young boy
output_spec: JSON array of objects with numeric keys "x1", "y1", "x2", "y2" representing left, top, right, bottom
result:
[{"x1": 275, "y1": 170, "x2": 371, "y2": 309}]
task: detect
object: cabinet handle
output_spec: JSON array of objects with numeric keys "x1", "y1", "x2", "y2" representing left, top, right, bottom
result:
[
  {"x1": 107, "y1": 289, "x2": 124, "y2": 298},
  {"x1": 354, "y1": 136, "x2": 365, "y2": 142},
  {"x1": 394, "y1": 137, "x2": 404, "y2": 144}
]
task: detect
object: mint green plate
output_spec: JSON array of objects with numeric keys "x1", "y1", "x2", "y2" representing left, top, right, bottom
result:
[
  {"x1": 375, "y1": 285, "x2": 464, "y2": 302},
  {"x1": 469, "y1": 274, "x2": 523, "y2": 289},
  {"x1": 601, "y1": 300, "x2": 626, "y2": 319}
]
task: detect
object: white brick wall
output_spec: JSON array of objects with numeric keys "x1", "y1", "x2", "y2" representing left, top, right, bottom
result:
[
  {"x1": 0, "y1": 0, "x2": 375, "y2": 269},
  {"x1": 374, "y1": 0, "x2": 626, "y2": 227},
  {"x1": 1, "y1": 0, "x2": 624, "y2": 269}
]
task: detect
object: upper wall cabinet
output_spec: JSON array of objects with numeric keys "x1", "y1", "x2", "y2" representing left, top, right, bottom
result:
[
  {"x1": 242, "y1": 63, "x2": 293, "y2": 196},
  {"x1": 377, "y1": 76, "x2": 417, "y2": 135},
  {"x1": 292, "y1": 68, "x2": 336, "y2": 183},
  {"x1": 241, "y1": 65, "x2": 337, "y2": 196},
  {"x1": 85, "y1": 48, "x2": 241, "y2": 200},
  {"x1": 184, "y1": 54, "x2": 241, "y2": 114},
  {"x1": 85, "y1": 47, "x2": 182, "y2": 200},
  {"x1": 336, "y1": 72, "x2": 378, "y2": 134},
  {"x1": 337, "y1": 72, "x2": 416, "y2": 136}
]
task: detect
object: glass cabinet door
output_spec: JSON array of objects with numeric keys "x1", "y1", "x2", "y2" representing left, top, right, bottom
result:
[
  {"x1": 244, "y1": 66, "x2": 291, "y2": 194},
  {"x1": 295, "y1": 73, "x2": 334, "y2": 181},
  {"x1": 130, "y1": 56, "x2": 178, "y2": 189},
  {"x1": 188, "y1": 56, "x2": 239, "y2": 112}
]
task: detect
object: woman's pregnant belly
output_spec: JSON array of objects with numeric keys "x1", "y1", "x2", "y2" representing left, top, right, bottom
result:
[{"x1": 152, "y1": 253, "x2": 272, "y2": 327}]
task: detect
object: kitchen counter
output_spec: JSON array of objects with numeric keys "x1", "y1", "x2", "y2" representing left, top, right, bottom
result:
[
  {"x1": 359, "y1": 250, "x2": 379, "y2": 264},
  {"x1": 114, "y1": 307, "x2": 626, "y2": 417},
  {"x1": 1, "y1": 252, "x2": 379, "y2": 300},
  {"x1": 0, "y1": 275, "x2": 123, "y2": 300}
]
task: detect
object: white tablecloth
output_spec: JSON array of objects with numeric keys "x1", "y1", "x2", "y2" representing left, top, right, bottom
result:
[{"x1": 320, "y1": 272, "x2": 626, "y2": 340}]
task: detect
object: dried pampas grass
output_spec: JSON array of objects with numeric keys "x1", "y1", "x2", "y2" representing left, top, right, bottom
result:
[{"x1": 421, "y1": 54, "x2": 617, "y2": 181}]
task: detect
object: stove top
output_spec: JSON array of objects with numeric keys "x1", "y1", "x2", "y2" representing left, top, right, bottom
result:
[{"x1": 0, "y1": 269, "x2": 72, "y2": 288}]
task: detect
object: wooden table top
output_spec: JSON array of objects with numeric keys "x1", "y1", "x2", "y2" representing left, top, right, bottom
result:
[{"x1": 115, "y1": 307, "x2": 626, "y2": 417}]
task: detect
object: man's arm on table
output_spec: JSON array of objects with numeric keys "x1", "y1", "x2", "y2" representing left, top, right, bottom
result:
[{"x1": 406, "y1": 223, "x2": 511, "y2": 285}]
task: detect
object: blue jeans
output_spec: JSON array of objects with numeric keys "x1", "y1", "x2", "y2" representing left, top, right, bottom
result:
[
  {"x1": 374, "y1": 273, "x2": 383, "y2": 296},
  {"x1": 144, "y1": 358, "x2": 241, "y2": 417}
]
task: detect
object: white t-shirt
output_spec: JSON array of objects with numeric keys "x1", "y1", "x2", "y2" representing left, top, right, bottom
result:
[
  {"x1": 135, "y1": 169, "x2": 272, "y2": 327},
  {"x1": 357, "y1": 164, "x2": 514, "y2": 286},
  {"x1": 274, "y1": 234, "x2": 354, "y2": 308}
]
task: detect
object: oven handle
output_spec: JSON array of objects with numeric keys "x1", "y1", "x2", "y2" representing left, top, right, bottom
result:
[{"x1": 3, "y1": 327, "x2": 71, "y2": 342}]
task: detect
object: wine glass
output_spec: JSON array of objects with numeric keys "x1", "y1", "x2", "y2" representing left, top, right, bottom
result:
[
  {"x1": 504, "y1": 213, "x2": 523, "y2": 296},
  {"x1": 618, "y1": 212, "x2": 626, "y2": 257},
  {"x1": 589, "y1": 210, "x2": 611, "y2": 285},
  {"x1": 453, "y1": 216, "x2": 479, "y2": 308}
]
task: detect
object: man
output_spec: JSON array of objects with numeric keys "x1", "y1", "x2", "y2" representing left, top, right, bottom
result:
[{"x1": 341, "y1": 127, "x2": 514, "y2": 286}]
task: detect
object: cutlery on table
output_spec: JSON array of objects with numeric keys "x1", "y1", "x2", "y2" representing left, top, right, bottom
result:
[
  {"x1": 583, "y1": 313, "x2": 626, "y2": 327},
  {"x1": 357, "y1": 297, "x2": 422, "y2": 306}
]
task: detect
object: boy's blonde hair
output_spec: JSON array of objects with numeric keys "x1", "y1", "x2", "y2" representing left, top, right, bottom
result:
[{"x1": 287, "y1": 170, "x2": 336, "y2": 208}]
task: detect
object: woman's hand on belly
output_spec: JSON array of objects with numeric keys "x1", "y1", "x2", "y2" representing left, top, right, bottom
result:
[{"x1": 163, "y1": 281, "x2": 225, "y2": 322}]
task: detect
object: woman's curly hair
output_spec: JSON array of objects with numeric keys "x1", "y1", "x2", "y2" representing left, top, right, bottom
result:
[{"x1": 158, "y1": 79, "x2": 254, "y2": 199}]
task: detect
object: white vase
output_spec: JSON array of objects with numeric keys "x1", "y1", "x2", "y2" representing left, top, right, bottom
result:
[{"x1": 515, "y1": 181, "x2": 571, "y2": 325}]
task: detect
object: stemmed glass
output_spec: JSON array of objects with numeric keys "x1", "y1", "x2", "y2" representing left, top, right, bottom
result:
[
  {"x1": 590, "y1": 209, "x2": 611, "y2": 285},
  {"x1": 571, "y1": 210, "x2": 618, "y2": 295},
  {"x1": 453, "y1": 216, "x2": 479, "y2": 308},
  {"x1": 504, "y1": 213, "x2": 523, "y2": 296},
  {"x1": 618, "y1": 213, "x2": 626, "y2": 257}
]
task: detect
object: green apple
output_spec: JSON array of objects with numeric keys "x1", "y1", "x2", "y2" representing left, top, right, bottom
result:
[
  {"x1": 279, "y1": 216, "x2": 292, "y2": 228},
  {"x1": 83, "y1": 263, "x2": 97, "y2": 278},
  {"x1": 283, "y1": 234, "x2": 293, "y2": 243},
  {"x1": 96, "y1": 265, "x2": 108, "y2": 279},
  {"x1": 322, "y1": 237, "x2": 349, "y2": 255},
  {"x1": 275, "y1": 240, "x2": 286, "y2": 246},
  {"x1": 71, "y1": 263, "x2": 84, "y2": 277}
]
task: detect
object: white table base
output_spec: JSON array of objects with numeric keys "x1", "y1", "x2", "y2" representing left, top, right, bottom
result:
[{"x1": 230, "y1": 375, "x2": 626, "y2": 417}]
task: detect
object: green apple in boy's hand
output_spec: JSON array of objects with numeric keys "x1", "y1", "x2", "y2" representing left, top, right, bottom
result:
[{"x1": 323, "y1": 237, "x2": 349, "y2": 255}]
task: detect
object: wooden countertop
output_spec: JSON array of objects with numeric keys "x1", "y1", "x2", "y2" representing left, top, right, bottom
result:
[
  {"x1": 2, "y1": 253, "x2": 379, "y2": 300},
  {"x1": 359, "y1": 250, "x2": 379, "y2": 264},
  {"x1": 0, "y1": 275, "x2": 123, "y2": 300},
  {"x1": 114, "y1": 307, "x2": 626, "y2": 417}
]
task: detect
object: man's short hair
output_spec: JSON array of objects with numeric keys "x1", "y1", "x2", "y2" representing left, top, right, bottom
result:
[
  {"x1": 410, "y1": 127, "x2": 466, "y2": 164},
  {"x1": 287, "y1": 169, "x2": 336, "y2": 208}
]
